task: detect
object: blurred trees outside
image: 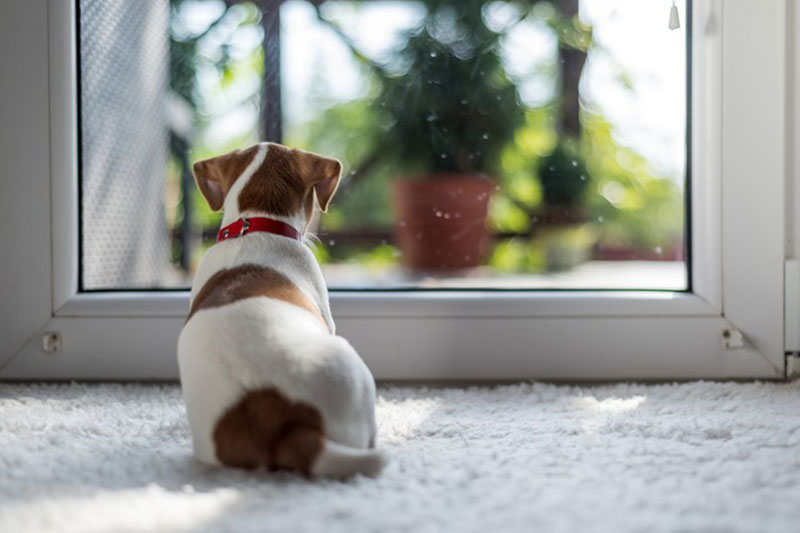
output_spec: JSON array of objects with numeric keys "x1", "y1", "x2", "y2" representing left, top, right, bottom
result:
[
  {"x1": 165, "y1": 0, "x2": 685, "y2": 279},
  {"x1": 165, "y1": 0, "x2": 264, "y2": 271}
]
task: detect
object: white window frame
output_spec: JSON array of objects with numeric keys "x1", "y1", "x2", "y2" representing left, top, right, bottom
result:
[{"x1": 0, "y1": 0, "x2": 793, "y2": 380}]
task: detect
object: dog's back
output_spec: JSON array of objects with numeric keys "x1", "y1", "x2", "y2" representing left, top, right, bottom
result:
[
  {"x1": 179, "y1": 296, "x2": 382, "y2": 476},
  {"x1": 178, "y1": 143, "x2": 384, "y2": 477}
]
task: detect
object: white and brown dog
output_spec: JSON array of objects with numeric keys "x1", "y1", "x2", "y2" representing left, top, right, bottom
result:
[{"x1": 178, "y1": 142, "x2": 384, "y2": 478}]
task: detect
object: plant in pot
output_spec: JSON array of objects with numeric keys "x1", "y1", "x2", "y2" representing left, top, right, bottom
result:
[
  {"x1": 384, "y1": 4, "x2": 524, "y2": 271},
  {"x1": 318, "y1": 0, "x2": 524, "y2": 271},
  {"x1": 536, "y1": 141, "x2": 596, "y2": 271}
]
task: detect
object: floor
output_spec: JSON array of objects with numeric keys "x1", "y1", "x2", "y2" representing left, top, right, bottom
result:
[{"x1": 1, "y1": 380, "x2": 799, "y2": 532}]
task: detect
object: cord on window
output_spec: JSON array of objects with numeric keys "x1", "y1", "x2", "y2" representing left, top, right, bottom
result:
[{"x1": 669, "y1": 1, "x2": 681, "y2": 30}]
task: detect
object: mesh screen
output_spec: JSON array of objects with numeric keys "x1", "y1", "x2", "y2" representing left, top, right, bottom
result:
[{"x1": 79, "y1": 0, "x2": 171, "y2": 289}]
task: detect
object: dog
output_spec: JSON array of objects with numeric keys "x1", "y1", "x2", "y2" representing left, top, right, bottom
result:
[{"x1": 178, "y1": 142, "x2": 385, "y2": 478}]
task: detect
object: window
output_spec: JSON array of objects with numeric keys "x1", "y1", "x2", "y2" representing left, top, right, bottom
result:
[
  {"x1": 78, "y1": 0, "x2": 688, "y2": 291},
  {"x1": 0, "y1": 0, "x2": 789, "y2": 380}
]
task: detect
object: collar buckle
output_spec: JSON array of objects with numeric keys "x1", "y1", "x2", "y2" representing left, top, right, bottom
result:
[{"x1": 238, "y1": 217, "x2": 250, "y2": 237}]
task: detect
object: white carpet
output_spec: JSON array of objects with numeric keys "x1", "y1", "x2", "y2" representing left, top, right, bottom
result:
[{"x1": 1, "y1": 381, "x2": 800, "y2": 533}]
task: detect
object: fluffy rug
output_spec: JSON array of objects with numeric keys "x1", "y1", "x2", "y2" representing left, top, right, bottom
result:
[{"x1": 1, "y1": 381, "x2": 800, "y2": 532}]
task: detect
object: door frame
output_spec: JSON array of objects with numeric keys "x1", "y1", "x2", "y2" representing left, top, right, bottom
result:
[{"x1": 0, "y1": 0, "x2": 791, "y2": 380}]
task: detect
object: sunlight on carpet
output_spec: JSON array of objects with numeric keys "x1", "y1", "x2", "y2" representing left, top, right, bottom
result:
[{"x1": 1, "y1": 381, "x2": 799, "y2": 532}]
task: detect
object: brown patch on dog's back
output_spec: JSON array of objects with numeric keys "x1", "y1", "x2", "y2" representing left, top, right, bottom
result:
[
  {"x1": 239, "y1": 144, "x2": 307, "y2": 217},
  {"x1": 213, "y1": 388, "x2": 324, "y2": 475},
  {"x1": 187, "y1": 264, "x2": 327, "y2": 329}
]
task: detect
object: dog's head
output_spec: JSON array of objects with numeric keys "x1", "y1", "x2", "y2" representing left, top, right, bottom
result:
[{"x1": 192, "y1": 143, "x2": 342, "y2": 231}]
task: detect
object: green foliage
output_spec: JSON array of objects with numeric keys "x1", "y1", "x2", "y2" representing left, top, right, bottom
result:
[
  {"x1": 488, "y1": 108, "x2": 552, "y2": 231},
  {"x1": 378, "y1": 1, "x2": 524, "y2": 175},
  {"x1": 318, "y1": 0, "x2": 526, "y2": 178},
  {"x1": 489, "y1": 238, "x2": 544, "y2": 273},
  {"x1": 532, "y1": 0, "x2": 592, "y2": 52},
  {"x1": 538, "y1": 141, "x2": 590, "y2": 207},
  {"x1": 310, "y1": 241, "x2": 331, "y2": 264},
  {"x1": 168, "y1": 0, "x2": 263, "y2": 120},
  {"x1": 489, "y1": 195, "x2": 530, "y2": 232},
  {"x1": 581, "y1": 113, "x2": 684, "y2": 251},
  {"x1": 352, "y1": 244, "x2": 402, "y2": 268},
  {"x1": 312, "y1": 242, "x2": 401, "y2": 270}
]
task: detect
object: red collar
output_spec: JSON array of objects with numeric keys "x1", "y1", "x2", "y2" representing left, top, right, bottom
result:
[{"x1": 217, "y1": 217, "x2": 301, "y2": 243}]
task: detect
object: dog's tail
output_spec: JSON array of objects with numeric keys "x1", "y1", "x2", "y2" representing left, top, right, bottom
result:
[
  {"x1": 311, "y1": 439, "x2": 387, "y2": 478},
  {"x1": 213, "y1": 388, "x2": 386, "y2": 479}
]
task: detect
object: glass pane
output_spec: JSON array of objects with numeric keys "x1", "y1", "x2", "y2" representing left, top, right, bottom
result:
[{"x1": 79, "y1": 0, "x2": 688, "y2": 291}]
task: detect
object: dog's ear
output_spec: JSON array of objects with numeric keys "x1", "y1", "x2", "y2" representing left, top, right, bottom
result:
[
  {"x1": 192, "y1": 148, "x2": 257, "y2": 211},
  {"x1": 295, "y1": 151, "x2": 343, "y2": 213},
  {"x1": 192, "y1": 158, "x2": 225, "y2": 211}
]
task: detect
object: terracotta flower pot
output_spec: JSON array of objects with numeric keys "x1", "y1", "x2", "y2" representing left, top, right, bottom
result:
[{"x1": 393, "y1": 175, "x2": 494, "y2": 271}]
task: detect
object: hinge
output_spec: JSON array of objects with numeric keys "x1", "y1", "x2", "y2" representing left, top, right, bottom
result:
[
  {"x1": 785, "y1": 259, "x2": 800, "y2": 380},
  {"x1": 787, "y1": 353, "x2": 800, "y2": 381},
  {"x1": 722, "y1": 328, "x2": 745, "y2": 349},
  {"x1": 785, "y1": 259, "x2": 800, "y2": 352}
]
